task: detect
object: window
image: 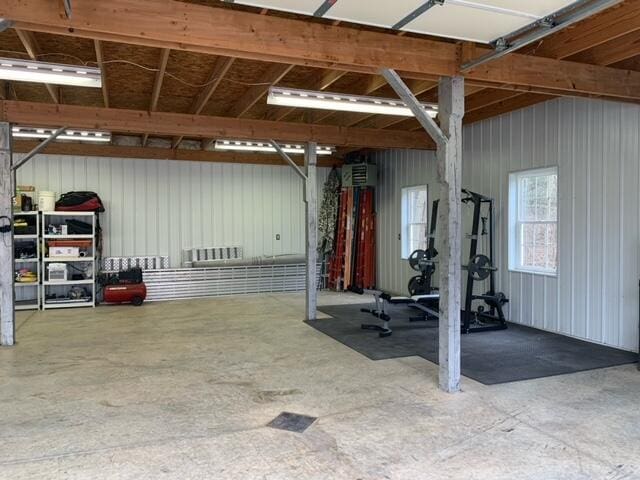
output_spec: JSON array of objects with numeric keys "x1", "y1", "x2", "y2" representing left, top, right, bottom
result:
[
  {"x1": 508, "y1": 167, "x2": 558, "y2": 275},
  {"x1": 401, "y1": 185, "x2": 428, "y2": 259}
]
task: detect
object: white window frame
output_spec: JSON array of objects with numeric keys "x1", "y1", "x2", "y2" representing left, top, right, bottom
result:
[
  {"x1": 401, "y1": 185, "x2": 428, "y2": 259},
  {"x1": 508, "y1": 166, "x2": 558, "y2": 276}
]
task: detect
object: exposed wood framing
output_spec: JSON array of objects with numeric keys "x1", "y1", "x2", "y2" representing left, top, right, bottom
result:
[
  {"x1": 4, "y1": 0, "x2": 639, "y2": 100},
  {"x1": 436, "y1": 76, "x2": 464, "y2": 393},
  {"x1": 172, "y1": 55, "x2": 235, "y2": 148},
  {"x1": 14, "y1": 28, "x2": 59, "y2": 103},
  {"x1": 383, "y1": 69, "x2": 464, "y2": 393},
  {"x1": 228, "y1": 63, "x2": 293, "y2": 118},
  {"x1": 0, "y1": 101, "x2": 435, "y2": 150},
  {"x1": 11, "y1": 139, "x2": 341, "y2": 167},
  {"x1": 465, "y1": 3, "x2": 640, "y2": 118},
  {"x1": 142, "y1": 48, "x2": 170, "y2": 147},
  {"x1": 0, "y1": 122, "x2": 14, "y2": 346},
  {"x1": 93, "y1": 39, "x2": 109, "y2": 108}
]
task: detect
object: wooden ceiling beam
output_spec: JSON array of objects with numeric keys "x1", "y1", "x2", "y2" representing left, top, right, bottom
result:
[
  {"x1": 0, "y1": 100, "x2": 435, "y2": 150},
  {"x1": 526, "y1": 1, "x2": 640, "y2": 59},
  {"x1": 5, "y1": 0, "x2": 640, "y2": 100},
  {"x1": 13, "y1": 28, "x2": 59, "y2": 104},
  {"x1": 11, "y1": 140, "x2": 341, "y2": 167},
  {"x1": 567, "y1": 29, "x2": 640, "y2": 66},
  {"x1": 93, "y1": 39, "x2": 109, "y2": 108},
  {"x1": 172, "y1": 55, "x2": 235, "y2": 148},
  {"x1": 142, "y1": 47, "x2": 170, "y2": 147},
  {"x1": 467, "y1": 28, "x2": 640, "y2": 122}
]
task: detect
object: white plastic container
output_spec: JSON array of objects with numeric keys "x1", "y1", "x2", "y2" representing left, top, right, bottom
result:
[
  {"x1": 47, "y1": 263, "x2": 68, "y2": 282},
  {"x1": 38, "y1": 191, "x2": 56, "y2": 212}
]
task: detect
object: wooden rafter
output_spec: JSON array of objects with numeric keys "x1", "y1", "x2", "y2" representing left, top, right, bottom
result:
[
  {"x1": 4, "y1": 0, "x2": 640, "y2": 100},
  {"x1": 142, "y1": 48, "x2": 170, "y2": 147},
  {"x1": 93, "y1": 39, "x2": 109, "y2": 108},
  {"x1": 465, "y1": 2, "x2": 640, "y2": 118},
  {"x1": 172, "y1": 55, "x2": 235, "y2": 148},
  {"x1": 14, "y1": 28, "x2": 59, "y2": 103},
  {"x1": 527, "y1": 1, "x2": 640, "y2": 59},
  {"x1": 228, "y1": 63, "x2": 293, "y2": 118},
  {"x1": 0, "y1": 100, "x2": 436, "y2": 150},
  {"x1": 466, "y1": 28, "x2": 640, "y2": 123},
  {"x1": 12, "y1": 140, "x2": 341, "y2": 167}
]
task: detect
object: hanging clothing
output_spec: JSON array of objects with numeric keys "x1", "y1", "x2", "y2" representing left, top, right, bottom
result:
[{"x1": 318, "y1": 167, "x2": 341, "y2": 256}]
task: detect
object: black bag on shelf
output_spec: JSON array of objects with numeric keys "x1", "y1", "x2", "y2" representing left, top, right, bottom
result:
[
  {"x1": 66, "y1": 219, "x2": 93, "y2": 235},
  {"x1": 56, "y1": 191, "x2": 105, "y2": 213}
]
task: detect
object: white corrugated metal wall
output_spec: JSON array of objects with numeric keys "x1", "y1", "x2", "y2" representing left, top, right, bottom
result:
[
  {"x1": 15, "y1": 154, "x2": 330, "y2": 267},
  {"x1": 374, "y1": 97, "x2": 640, "y2": 352}
]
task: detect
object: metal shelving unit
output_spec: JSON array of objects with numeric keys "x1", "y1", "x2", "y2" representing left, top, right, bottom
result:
[
  {"x1": 41, "y1": 212, "x2": 96, "y2": 310},
  {"x1": 14, "y1": 211, "x2": 40, "y2": 311}
]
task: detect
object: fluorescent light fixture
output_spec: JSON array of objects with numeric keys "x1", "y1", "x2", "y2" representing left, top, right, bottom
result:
[
  {"x1": 12, "y1": 126, "x2": 111, "y2": 143},
  {"x1": 267, "y1": 86, "x2": 438, "y2": 118},
  {"x1": 214, "y1": 140, "x2": 334, "y2": 156},
  {"x1": 0, "y1": 57, "x2": 102, "y2": 88}
]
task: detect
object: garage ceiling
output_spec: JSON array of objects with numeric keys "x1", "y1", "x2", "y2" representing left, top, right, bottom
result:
[{"x1": 229, "y1": 0, "x2": 577, "y2": 43}]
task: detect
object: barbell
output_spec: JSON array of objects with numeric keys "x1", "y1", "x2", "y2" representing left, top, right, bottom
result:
[{"x1": 408, "y1": 250, "x2": 497, "y2": 282}]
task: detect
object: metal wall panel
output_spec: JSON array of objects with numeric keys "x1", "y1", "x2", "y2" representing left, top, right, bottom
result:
[
  {"x1": 374, "y1": 97, "x2": 639, "y2": 352},
  {"x1": 15, "y1": 154, "x2": 330, "y2": 268}
]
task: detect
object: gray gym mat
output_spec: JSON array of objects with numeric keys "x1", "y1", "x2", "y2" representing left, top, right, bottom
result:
[{"x1": 308, "y1": 304, "x2": 638, "y2": 385}]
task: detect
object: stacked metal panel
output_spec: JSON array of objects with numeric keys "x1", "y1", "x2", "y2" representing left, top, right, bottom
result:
[
  {"x1": 143, "y1": 263, "x2": 321, "y2": 301},
  {"x1": 102, "y1": 256, "x2": 170, "y2": 271}
]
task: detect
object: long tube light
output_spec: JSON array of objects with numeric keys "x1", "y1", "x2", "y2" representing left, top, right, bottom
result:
[
  {"x1": 12, "y1": 126, "x2": 111, "y2": 143},
  {"x1": 267, "y1": 86, "x2": 438, "y2": 118},
  {"x1": 214, "y1": 140, "x2": 334, "y2": 156},
  {"x1": 0, "y1": 57, "x2": 102, "y2": 88}
]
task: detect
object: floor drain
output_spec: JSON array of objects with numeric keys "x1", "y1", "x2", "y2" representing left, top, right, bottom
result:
[{"x1": 267, "y1": 412, "x2": 317, "y2": 433}]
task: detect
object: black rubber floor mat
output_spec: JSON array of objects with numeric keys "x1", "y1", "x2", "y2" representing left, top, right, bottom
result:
[
  {"x1": 267, "y1": 412, "x2": 317, "y2": 433},
  {"x1": 309, "y1": 304, "x2": 637, "y2": 385}
]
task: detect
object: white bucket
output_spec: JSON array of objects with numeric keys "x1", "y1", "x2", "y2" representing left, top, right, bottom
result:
[{"x1": 38, "y1": 191, "x2": 56, "y2": 212}]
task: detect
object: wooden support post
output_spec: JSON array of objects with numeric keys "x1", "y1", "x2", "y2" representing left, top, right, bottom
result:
[
  {"x1": 304, "y1": 142, "x2": 318, "y2": 321},
  {"x1": 0, "y1": 122, "x2": 15, "y2": 346},
  {"x1": 437, "y1": 76, "x2": 464, "y2": 393}
]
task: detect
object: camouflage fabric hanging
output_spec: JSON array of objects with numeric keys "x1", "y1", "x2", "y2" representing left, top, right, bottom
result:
[{"x1": 318, "y1": 168, "x2": 341, "y2": 255}]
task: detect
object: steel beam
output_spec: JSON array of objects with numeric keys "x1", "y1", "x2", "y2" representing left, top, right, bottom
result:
[
  {"x1": 270, "y1": 140, "x2": 307, "y2": 181},
  {"x1": 0, "y1": 122, "x2": 14, "y2": 346},
  {"x1": 11, "y1": 126, "x2": 66, "y2": 171},
  {"x1": 314, "y1": 0, "x2": 338, "y2": 17},
  {"x1": 461, "y1": 0, "x2": 623, "y2": 71},
  {"x1": 304, "y1": 142, "x2": 318, "y2": 321},
  {"x1": 392, "y1": 0, "x2": 444, "y2": 30},
  {"x1": 381, "y1": 69, "x2": 447, "y2": 147}
]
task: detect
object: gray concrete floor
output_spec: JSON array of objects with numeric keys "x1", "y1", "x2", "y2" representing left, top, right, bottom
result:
[{"x1": 1, "y1": 291, "x2": 639, "y2": 479}]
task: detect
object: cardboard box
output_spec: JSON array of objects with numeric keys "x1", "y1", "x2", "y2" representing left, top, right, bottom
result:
[{"x1": 49, "y1": 246, "x2": 80, "y2": 257}]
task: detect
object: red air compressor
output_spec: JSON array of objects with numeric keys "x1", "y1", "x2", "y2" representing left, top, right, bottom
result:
[{"x1": 101, "y1": 267, "x2": 147, "y2": 306}]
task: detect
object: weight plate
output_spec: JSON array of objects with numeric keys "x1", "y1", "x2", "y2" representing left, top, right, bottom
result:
[
  {"x1": 467, "y1": 254, "x2": 492, "y2": 281},
  {"x1": 408, "y1": 249, "x2": 426, "y2": 272},
  {"x1": 408, "y1": 275, "x2": 428, "y2": 296}
]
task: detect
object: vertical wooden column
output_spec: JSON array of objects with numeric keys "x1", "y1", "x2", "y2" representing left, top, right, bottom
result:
[
  {"x1": 304, "y1": 142, "x2": 318, "y2": 321},
  {"x1": 0, "y1": 122, "x2": 15, "y2": 346},
  {"x1": 436, "y1": 77, "x2": 464, "y2": 393}
]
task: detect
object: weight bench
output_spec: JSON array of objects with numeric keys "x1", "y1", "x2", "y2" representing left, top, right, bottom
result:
[{"x1": 351, "y1": 287, "x2": 440, "y2": 337}]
